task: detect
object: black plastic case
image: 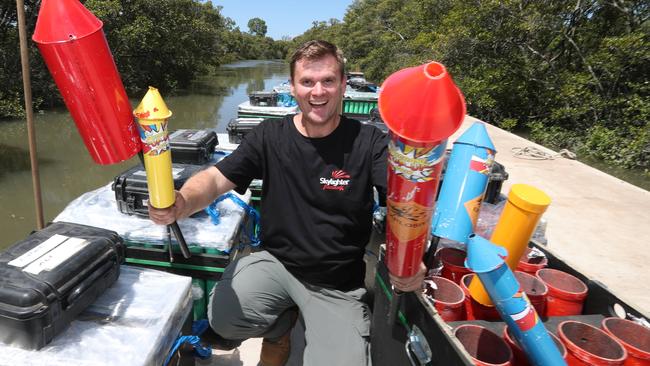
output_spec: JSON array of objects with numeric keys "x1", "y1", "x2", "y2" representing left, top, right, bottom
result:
[
  {"x1": 249, "y1": 91, "x2": 277, "y2": 106},
  {"x1": 484, "y1": 161, "x2": 509, "y2": 204},
  {"x1": 112, "y1": 163, "x2": 206, "y2": 217},
  {"x1": 226, "y1": 118, "x2": 263, "y2": 144},
  {"x1": 169, "y1": 129, "x2": 218, "y2": 165},
  {"x1": 0, "y1": 222, "x2": 124, "y2": 350}
]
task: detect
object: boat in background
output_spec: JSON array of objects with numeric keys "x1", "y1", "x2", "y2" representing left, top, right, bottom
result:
[
  {"x1": 229, "y1": 74, "x2": 386, "y2": 143},
  {"x1": 344, "y1": 71, "x2": 380, "y2": 122}
]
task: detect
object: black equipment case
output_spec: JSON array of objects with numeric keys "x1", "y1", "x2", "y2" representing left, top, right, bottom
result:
[
  {"x1": 112, "y1": 163, "x2": 206, "y2": 217},
  {"x1": 227, "y1": 118, "x2": 264, "y2": 144},
  {"x1": 0, "y1": 222, "x2": 125, "y2": 350},
  {"x1": 169, "y1": 129, "x2": 218, "y2": 165},
  {"x1": 249, "y1": 91, "x2": 277, "y2": 106}
]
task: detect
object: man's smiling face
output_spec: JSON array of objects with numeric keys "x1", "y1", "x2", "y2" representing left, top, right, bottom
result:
[{"x1": 290, "y1": 54, "x2": 346, "y2": 129}]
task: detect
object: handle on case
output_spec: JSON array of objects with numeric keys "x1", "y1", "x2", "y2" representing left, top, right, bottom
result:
[
  {"x1": 170, "y1": 222, "x2": 191, "y2": 259},
  {"x1": 64, "y1": 259, "x2": 115, "y2": 309}
]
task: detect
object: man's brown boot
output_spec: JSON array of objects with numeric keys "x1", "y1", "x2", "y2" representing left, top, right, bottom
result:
[{"x1": 259, "y1": 310, "x2": 298, "y2": 366}]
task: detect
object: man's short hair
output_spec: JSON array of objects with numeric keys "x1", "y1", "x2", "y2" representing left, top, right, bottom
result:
[{"x1": 289, "y1": 40, "x2": 345, "y2": 80}]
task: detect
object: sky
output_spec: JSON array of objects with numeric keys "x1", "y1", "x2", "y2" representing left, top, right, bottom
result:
[{"x1": 215, "y1": 0, "x2": 354, "y2": 40}]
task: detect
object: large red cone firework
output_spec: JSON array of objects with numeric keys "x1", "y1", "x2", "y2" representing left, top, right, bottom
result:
[
  {"x1": 33, "y1": 0, "x2": 140, "y2": 165},
  {"x1": 380, "y1": 62, "x2": 465, "y2": 277}
]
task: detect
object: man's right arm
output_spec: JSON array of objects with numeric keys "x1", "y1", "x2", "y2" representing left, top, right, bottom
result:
[{"x1": 148, "y1": 166, "x2": 236, "y2": 226}]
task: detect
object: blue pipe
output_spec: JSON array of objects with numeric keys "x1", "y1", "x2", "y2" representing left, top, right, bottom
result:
[
  {"x1": 465, "y1": 234, "x2": 566, "y2": 366},
  {"x1": 431, "y1": 122, "x2": 495, "y2": 243}
]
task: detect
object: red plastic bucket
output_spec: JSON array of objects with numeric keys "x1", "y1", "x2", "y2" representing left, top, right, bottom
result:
[
  {"x1": 516, "y1": 247, "x2": 548, "y2": 274},
  {"x1": 460, "y1": 273, "x2": 500, "y2": 321},
  {"x1": 503, "y1": 325, "x2": 567, "y2": 366},
  {"x1": 601, "y1": 318, "x2": 650, "y2": 366},
  {"x1": 423, "y1": 276, "x2": 465, "y2": 322},
  {"x1": 558, "y1": 320, "x2": 627, "y2": 366},
  {"x1": 440, "y1": 248, "x2": 472, "y2": 285},
  {"x1": 514, "y1": 271, "x2": 548, "y2": 316},
  {"x1": 455, "y1": 324, "x2": 513, "y2": 366},
  {"x1": 536, "y1": 268, "x2": 588, "y2": 316}
]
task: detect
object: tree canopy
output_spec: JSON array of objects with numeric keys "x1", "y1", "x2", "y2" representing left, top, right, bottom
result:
[
  {"x1": 288, "y1": 0, "x2": 649, "y2": 172},
  {"x1": 247, "y1": 17, "x2": 268, "y2": 37}
]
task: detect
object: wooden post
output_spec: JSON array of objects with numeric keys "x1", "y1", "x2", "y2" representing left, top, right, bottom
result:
[{"x1": 16, "y1": 0, "x2": 44, "y2": 229}]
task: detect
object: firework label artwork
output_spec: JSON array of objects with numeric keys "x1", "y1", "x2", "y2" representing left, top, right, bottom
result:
[
  {"x1": 469, "y1": 149, "x2": 495, "y2": 175},
  {"x1": 139, "y1": 121, "x2": 170, "y2": 156},
  {"x1": 387, "y1": 200, "x2": 433, "y2": 242},
  {"x1": 388, "y1": 139, "x2": 446, "y2": 182}
]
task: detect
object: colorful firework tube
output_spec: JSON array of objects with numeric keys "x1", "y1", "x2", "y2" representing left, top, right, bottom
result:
[
  {"x1": 32, "y1": 0, "x2": 140, "y2": 164},
  {"x1": 379, "y1": 62, "x2": 465, "y2": 325},
  {"x1": 432, "y1": 122, "x2": 495, "y2": 243},
  {"x1": 379, "y1": 61, "x2": 466, "y2": 277},
  {"x1": 386, "y1": 136, "x2": 447, "y2": 277},
  {"x1": 466, "y1": 234, "x2": 566, "y2": 366},
  {"x1": 468, "y1": 184, "x2": 551, "y2": 306},
  {"x1": 134, "y1": 87, "x2": 190, "y2": 259}
]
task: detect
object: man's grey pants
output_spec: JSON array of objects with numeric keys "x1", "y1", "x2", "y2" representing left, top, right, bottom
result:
[{"x1": 207, "y1": 250, "x2": 371, "y2": 366}]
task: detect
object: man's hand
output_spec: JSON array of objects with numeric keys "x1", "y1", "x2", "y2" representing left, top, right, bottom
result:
[
  {"x1": 389, "y1": 262, "x2": 427, "y2": 292},
  {"x1": 148, "y1": 191, "x2": 187, "y2": 225}
]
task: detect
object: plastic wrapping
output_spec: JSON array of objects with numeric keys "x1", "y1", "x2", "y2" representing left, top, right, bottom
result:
[
  {"x1": 0, "y1": 266, "x2": 192, "y2": 366},
  {"x1": 474, "y1": 199, "x2": 506, "y2": 239},
  {"x1": 344, "y1": 88, "x2": 379, "y2": 100},
  {"x1": 237, "y1": 101, "x2": 299, "y2": 116},
  {"x1": 54, "y1": 183, "x2": 251, "y2": 251}
]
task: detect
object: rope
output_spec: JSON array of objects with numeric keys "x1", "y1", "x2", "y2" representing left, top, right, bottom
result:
[
  {"x1": 511, "y1": 146, "x2": 576, "y2": 160},
  {"x1": 162, "y1": 320, "x2": 212, "y2": 366},
  {"x1": 162, "y1": 335, "x2": 212, "y2": 366},
  {"x1": 205, "y1": 192, "x2": 261, "y2": 252}
]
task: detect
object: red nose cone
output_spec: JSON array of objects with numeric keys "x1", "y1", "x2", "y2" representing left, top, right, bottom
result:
[
  {"x1": 378, "y1": 62, "x2": 466, "y2": 143},
  {"x1": 33, "y1": 0, "x2": 102, "y2": 44}
]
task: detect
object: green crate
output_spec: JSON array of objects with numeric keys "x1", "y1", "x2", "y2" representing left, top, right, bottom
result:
[{"x1": 343, "y1": 100, "x2": 378, "y2": 117}]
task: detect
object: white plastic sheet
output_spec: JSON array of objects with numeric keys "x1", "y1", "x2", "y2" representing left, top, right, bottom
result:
[
  {"x1": 0, "y1": 266, "x2": 192, "y2": 366},
  {"x1": 237, "y1": 100, "x2": 299, "y2": 116},
  {"x1": 54, "y1": 183, "x2": 250, "y2": 252}
]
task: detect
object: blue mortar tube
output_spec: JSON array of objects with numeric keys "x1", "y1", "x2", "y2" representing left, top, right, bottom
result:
[
  {"x1": 465, "y1": 234, "x2": 566, "y2": 366},
  {"x1": 432, "y1": 122, "x2": 495, "y2": 243}
]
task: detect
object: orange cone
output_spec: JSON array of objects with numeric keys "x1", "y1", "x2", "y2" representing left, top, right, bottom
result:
[{"x1": 378, "y1": 62, "x2": 465, "y2": 143}]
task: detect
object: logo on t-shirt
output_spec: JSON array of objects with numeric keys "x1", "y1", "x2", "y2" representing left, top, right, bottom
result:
[{"x1": 320, "y1": 170, "x2": 350, "y2": 191}]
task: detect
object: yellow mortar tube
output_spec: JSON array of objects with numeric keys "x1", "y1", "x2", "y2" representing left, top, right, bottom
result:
[
  {"x1": 468, "y1": 184, "x2": 551, "y2": 306},
  {"x1": 133, "y1": 87, "x2": 175, "y2": 209}
]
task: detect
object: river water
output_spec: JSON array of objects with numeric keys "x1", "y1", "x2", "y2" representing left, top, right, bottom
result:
[
  {"x1": 1, "y1": 59, "x2": 648, "y2": 251},
  {"x1": 0, "y1": 60, "x2": 289, "y2": 250}
]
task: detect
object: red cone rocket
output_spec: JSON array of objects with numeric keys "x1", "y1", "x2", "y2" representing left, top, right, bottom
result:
[{"x1": 32, "y1": 0, "x2": 140, "y2": 164}]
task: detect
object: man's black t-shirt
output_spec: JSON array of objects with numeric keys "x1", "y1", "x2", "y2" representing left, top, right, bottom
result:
[{"x1": 216, "y1": 115, "x2": 388, "y2": 291}]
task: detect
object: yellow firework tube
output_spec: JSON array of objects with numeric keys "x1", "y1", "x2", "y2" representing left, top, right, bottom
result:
[
  {"x1": 468, "y1": 184, "x2": 551, "y2": 306},
  {"x1": 133, "y1": 87, "x2": 175, "y2": 209}
]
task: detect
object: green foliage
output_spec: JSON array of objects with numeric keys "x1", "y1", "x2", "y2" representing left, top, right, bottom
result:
[
  {"x1": 85, "y1": 0, "x2": 227, "y2": 95},
  {"x1": 284, "y1": 0, "x2": 648, "y2": 171},
  {"x1": 0, "y1": 0, "x2": 290, "y2": 119}
]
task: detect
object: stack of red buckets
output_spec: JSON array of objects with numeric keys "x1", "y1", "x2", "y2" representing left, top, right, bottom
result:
[{"x1": 426, "y1": 233, "x2": 650, "y2": 366}]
